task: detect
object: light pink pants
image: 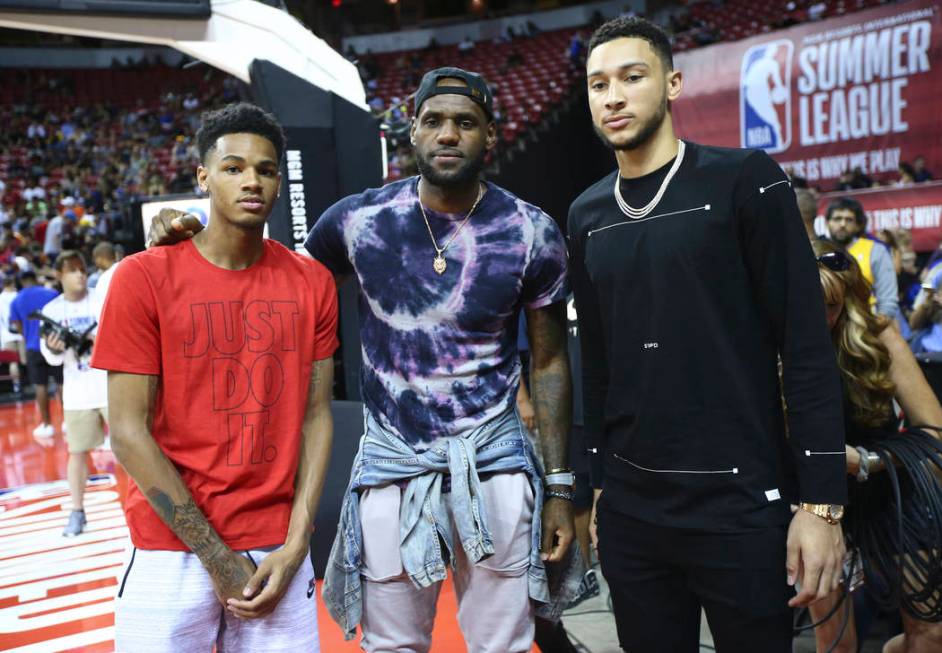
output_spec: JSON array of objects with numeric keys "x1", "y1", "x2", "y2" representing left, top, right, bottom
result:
[{"x1": 359, "y1": 472, "x2": 535, "y2": 653}]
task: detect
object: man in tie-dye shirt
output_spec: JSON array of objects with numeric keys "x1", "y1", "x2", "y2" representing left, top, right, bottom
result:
[
  {"x1": 307, "y1": 160, "x2": 568, "y2": 452},
  {"x1": 308, "y1": 68, "x2": 575, "y2": 652},
  {"x1": 149, "y1": 68, "x2": 576, "y2": 653}
]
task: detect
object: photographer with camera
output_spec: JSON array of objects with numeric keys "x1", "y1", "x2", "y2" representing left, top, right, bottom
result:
[{"x1": 39, "y1": 250, "x2": 108, "y2": 537}]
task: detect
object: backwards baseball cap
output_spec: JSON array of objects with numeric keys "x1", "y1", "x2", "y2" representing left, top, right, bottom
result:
[{"x1": 414, "y1": 67, "x2": 494, "y2": 120}]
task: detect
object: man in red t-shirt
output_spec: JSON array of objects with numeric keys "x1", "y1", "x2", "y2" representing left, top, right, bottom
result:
[{"x1": 92, "y1": 103, "x2": 338, "y2": 652}]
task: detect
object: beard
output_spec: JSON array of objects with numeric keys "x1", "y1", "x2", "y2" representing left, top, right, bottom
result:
[
  {"x1": 829, "y1": 229, "x2": 855, "y2": 247},
  {"x1": 594, "y1": 92, "x2": 669, "y2": 152},
  {"x1": 415, "y1": 146, "x2": 486, "y2": 188}
]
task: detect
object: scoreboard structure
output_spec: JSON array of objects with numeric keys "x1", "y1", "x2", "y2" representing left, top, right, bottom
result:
[{"x1": 0, "y1": 0, "x2": 211, "y2": 17}]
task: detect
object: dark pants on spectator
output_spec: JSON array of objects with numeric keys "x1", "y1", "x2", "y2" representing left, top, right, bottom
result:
[
  {"x1": 597, "y1": 497, "x2": 793, "y2": 653},
  {"x1": 26, "y1": 349, "x2": 61, "y2": 386}
]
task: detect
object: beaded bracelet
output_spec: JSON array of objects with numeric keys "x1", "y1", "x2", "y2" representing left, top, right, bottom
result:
[{"x1": 545, "y1": 489, "x2": 574, "y2": 502}]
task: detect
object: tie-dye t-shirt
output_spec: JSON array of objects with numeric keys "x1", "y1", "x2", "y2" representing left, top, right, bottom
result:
[{"x1": 306, "y1": 177, "x2": 569, "y2": 449}]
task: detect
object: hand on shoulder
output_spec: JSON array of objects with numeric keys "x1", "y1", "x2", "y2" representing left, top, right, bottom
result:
[{"x1": 147, "y1": 209, "x2": 204, "y2": 248}]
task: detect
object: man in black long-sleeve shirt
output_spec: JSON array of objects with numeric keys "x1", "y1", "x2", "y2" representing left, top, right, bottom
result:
[{"x1": 568, "y1": 17, "x2": 847, "y2": 653}]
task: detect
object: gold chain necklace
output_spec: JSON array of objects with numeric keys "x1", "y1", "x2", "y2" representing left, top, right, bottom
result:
[{"x1": 417, "y1": 180, "x2": 485, "y2": 275}]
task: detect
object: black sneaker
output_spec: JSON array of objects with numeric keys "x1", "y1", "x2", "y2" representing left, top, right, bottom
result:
[
  {"x1": 567, "y1": 568, "x2": 601, "y2": 609},
  {"x1": 63, "y1": 510, "x2": 86, "y2": 537}
]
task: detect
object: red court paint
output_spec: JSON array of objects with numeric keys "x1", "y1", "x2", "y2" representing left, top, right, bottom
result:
[{"x1": 1, "y1": 400, "x2": 500, "y2": 652}]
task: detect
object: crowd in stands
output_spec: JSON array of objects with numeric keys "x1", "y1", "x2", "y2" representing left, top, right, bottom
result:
[
  {"x1": 0, "y1": 64, "x2": 243, "y2": 400},
  {"x1": 799, "y1": 184, "x2": 942, "y2": 363},
  {"x1": 666, "y1": 0, "x2": 896, "y2": 52},
  {"x1": 831, "y1": 156, "x2": 934, "y2": 191},
  {"x1": 346, "y1": 18, "x2": 598, "y2": 181},
  {"x1": 348, "y1": 0, "x2": 906, "y2": 181},
  {"x1": 0, "y1": 65, "x2": 239, "y2": 286},
  {"x1": 0, "y1": 2, "x2": 928, "y2": 313}
]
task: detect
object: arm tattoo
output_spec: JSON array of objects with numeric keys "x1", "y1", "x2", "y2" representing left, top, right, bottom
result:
[
  {"x1": 527, "y1": 304, "x2": 572, "y2": 473},
  {"x1": 145, "y1": 488, "x2": 228, "y2": 563}
]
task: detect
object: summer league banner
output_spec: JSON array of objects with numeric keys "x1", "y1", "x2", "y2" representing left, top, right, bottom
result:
[
  {"x1": 816, "y1": 180, "x2": 942, "y2": 252},
  {"x1": 672, "y1": 0, "x2": 940, "y2": 188}
]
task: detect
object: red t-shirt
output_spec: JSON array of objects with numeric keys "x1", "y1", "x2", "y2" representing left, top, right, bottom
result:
[
  {"x1": 91, "y1": 239, "x2": 338, "y2": 551},
  {"x1": 33, "y1": 220, "x2": 48, "y2": 245}
]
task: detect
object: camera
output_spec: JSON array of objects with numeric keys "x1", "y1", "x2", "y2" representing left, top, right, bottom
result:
[{"x1": 29, "y1": 311, "x2": 97, "y2": 358}]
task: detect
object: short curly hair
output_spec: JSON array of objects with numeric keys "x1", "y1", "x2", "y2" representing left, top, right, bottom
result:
[
  {"x1": 196, "y1": 102, "x2": 286, "y2": 163},
  {"x1": 826, "y1": 196, "x2": 866, "y2": 227},
  {"x1": 587, "y1": 16, "x2": 673, "y2": 72}
]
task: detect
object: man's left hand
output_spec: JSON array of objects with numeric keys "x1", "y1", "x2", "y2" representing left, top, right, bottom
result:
[
  {"x1": 226, "y1": 546, "x2": 306, "y2": 619},
  {"x1": 786, "y1": 509, "x2": 845, "y2": 608},
  {"x1": 517, "y1": 397, "x2": 537, "y2": 432},
  {"x1": 844, "y1": 445, "x2": 860, "y2": 476},
  {"x1": 540, "y1": 494, "x2": 575, "y2": 562}
]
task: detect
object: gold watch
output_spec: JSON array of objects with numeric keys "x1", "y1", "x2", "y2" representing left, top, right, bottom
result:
[{"x1": 799, "y1": 502, "x2": 844, "y2": 525}]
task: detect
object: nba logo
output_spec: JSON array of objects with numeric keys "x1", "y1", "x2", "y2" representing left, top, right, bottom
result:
[{"x1": 740, "y1": 39, "x2": 793, "y2": 153}]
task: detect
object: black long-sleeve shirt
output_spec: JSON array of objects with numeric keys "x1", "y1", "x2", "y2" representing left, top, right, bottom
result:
[{"x1": 568, "y1": 141, "x2": 847, "y2": 530}]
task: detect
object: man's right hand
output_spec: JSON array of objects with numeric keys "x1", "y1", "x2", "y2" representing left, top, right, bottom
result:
[
  {"x1": 147, "y1": 209, "x2": 204, "y2": 248},
  {"x1": 45, "y1": 332, "x2": 66, "y2": 353},
  {"x1": 204, "y1": 549, "x2": 258, "y2": 607}
]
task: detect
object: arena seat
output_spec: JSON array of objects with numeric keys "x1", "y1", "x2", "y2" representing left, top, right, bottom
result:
[
  {"x1": 368, "y1": 26, "x2": 581, "y2": 140},
  {"x1": 681, "y1": 0, "x2": 889, "y2": 47}
]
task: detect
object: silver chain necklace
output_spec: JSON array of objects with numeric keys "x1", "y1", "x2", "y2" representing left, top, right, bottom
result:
[{"x1": 613, "y1": 140, "x2": 685, "y2": 220}]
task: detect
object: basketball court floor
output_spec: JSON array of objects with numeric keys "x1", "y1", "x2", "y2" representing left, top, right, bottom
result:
[
  {"x1": 0, "y1": 396, "x2": 558, "y2": 652},
  {"x1": 1, "y1": 396, "x2": 855, "y2": 652},
  {"x1": 0, "y1": 396, "x2": 494, "y2": 652}
]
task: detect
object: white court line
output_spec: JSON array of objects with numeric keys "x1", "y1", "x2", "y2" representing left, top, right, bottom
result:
[
  {"x1": 2, "y1": 626, "x2": 114, "y2": 652},
  {"x1": 0, "y1": 565, "x2": 122, "y2": 602},
  {"x1": 0, "y1": 491, "x2": 118, "y2": 522},
  {"x1": 0, "y1": 539, "x2": 128, "y2": 574},
  {"x1": 0, "y1": 505, "x2": 121, "y2": 533},
  {"x1": 0, "y1": 551, "x2": 126, "y2": 586},
  {"x1": 0, "y1": 517, "x2": 127, "y2": 553}
]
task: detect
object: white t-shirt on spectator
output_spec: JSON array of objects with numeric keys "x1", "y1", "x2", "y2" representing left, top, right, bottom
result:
[
  {"x1": 14, "y1": 256, "x2": 32, "y2": 273},
  {"x1": 44, "y1": 216, "x2": 64, "y2": 256},
  {"x1": 38, "y1": 290, "x2": 107, "y2": 410}
]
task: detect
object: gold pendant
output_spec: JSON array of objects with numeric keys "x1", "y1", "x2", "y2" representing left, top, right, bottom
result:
[{"x1": 433, "y1": 254, "x2": 447, "y2": 275}]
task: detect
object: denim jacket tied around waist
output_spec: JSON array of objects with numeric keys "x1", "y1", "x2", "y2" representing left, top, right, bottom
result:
[{"x1": 321, "y1": 406, "x2": 584, "y2": 640}]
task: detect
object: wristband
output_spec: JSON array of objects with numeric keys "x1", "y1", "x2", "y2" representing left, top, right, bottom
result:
[
  {"x1": 545, "y1": 489, "x2": 574, "y2": 502},
  {"x1": 544, "y1": 471, "x2": 575, "y2": 487}
]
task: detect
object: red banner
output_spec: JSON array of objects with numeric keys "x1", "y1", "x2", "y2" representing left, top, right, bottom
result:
[
  {"x1": 673, "y1": 0, "x2": 941, "y2": 189},
  {"x1": 815, "y1": 181, "x2": 942, "y2": 252}
]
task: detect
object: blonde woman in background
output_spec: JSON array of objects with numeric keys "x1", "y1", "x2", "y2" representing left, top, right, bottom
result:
[{"x1": 810, "y1": 239, "x2": 942, "y2": 653}]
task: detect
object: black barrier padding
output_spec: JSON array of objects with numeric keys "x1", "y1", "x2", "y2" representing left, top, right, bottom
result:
[
  {"x1": 310, "y1": 400, "x2": 365, "y2": 578},
  {"x1": 249, "y1": 60, "x2": 382, "y2": 402},
  {"x1": 491, "y1": 91, "x2": 611, "y2": 237},
  {"x1": 331, "y1": 92, "x2": 383, "y2": 402},
  {"x1": 249, "y1": 61, "x2": 337, "y2": 252}
]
